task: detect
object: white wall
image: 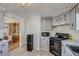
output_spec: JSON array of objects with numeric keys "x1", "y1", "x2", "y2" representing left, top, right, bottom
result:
[
  {"x1": 26, "y1": 15, "x2": 41, "y2": 50},
  {"x1": 50, "y1": 25, "x2": 79, "y2": 40},
  {"x1": 20, "y1": 17, "x2": 26, "y2": 47}
]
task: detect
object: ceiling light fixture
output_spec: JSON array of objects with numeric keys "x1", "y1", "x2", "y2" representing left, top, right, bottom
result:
[{"x1": 16, "y1": 3, "x2": 31, "y2": 8}]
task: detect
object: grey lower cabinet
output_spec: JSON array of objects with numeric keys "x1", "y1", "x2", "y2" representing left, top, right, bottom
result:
[{"x1": 40, "y1": 37, "x2": 49, "y2": 51}]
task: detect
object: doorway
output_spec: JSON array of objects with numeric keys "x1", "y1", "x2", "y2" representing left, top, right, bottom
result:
[
  {"x1": 4, "y1": 17, "x2": 20, "y2": 51},
  {"x1": 8, "y1": 23, "x2": 20, "y2": 51}
]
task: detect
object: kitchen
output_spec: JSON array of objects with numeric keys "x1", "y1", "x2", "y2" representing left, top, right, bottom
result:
[{"x1": 0, "y1": 3, "x2": 79, "y2": 56}]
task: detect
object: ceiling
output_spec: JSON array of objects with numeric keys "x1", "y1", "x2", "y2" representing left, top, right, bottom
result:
[{"x1": 0, "y1": 3, "x2": 74, "y2": 18}]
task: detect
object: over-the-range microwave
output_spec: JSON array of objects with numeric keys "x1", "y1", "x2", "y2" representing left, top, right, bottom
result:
[{"x1": 41, "y1": 32, "x2": 50, "y2": 37}]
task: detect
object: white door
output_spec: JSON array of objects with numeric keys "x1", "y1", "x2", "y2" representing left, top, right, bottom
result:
[{"x1": 40, "y1": 37, "x2": 49, "y2": 51}]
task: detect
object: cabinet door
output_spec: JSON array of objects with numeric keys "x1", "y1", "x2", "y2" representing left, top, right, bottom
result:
[
  {"x1": 55, "y1": 17, "x2": 59, "y2": 24},
  {"x1": 52, "y1": 17, "x2": 59, "y2": 25},
  {"x1": 66, "y1": 12, "x2": 71, "y2": 24},
  {"x1": 52, "y1": 15, "x2": 65, "y2": 26},
  {"x1": 41, "y1": 17, "x2": 52, "y2": 30},
  {"x1": 52, "y1": 17, "x2": 56, "y2": 25},
  {"x1": 41, "y1": 18, "x2": 47, "y2": 31},
  {"x1": 70, "y1": 8, "x2": 76, "y2": 29},
  {"x1": 60, "y1": 15, "x2": 65, "y2": 22},
  {"x1": 46, "y1": 17, "x2": 52, "y2": 30},
  {"x1": 40, "y1": 37, "x2": 49, "y2": 51},
  {"x1": 40, "y1": 37, "x2": 45, "y2": 50}
]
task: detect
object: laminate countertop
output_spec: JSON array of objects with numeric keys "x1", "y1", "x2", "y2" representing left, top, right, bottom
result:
[
  {"x1": 62, "y1": 40, "x2": 79, "y2": 56},
  {"x1": 62, "y1": 40, "x2": 79, "y2": 46},
  {"x1": 0, "y1": 40, "x2": 8, "y2": 47}
]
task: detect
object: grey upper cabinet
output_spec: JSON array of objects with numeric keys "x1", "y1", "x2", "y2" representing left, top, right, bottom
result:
[
  {"x1": 75, "y1": 5, "x2": 79, "y2": 30},
  {"x1": 65, "y1": 12, "x2": 71, "y2": 24},
  {"x1": 52, "y1": 14, "x2": 67, "y2": 26},
  {"x1": 52, "y1": 17, "x2": 59, "y2": 25},
  {"x1": 46, "y1": 17, "x2": 52, "y2": 29},
  {"x1": 70, "y1": 5, "x2": 79, "y2": 30},
  {"x1": 59, "y1": 15, "x2": 66, "y2": 22},
  {"x1": 41, "y1": 17, "x2": 52, "y2": 31},
  {"x1": 70, "y1": 8, "x2": 76, "y2": 30},
  {"x1": 55, "y1": 17, "x2": 59, "y2": 24},
  {"x1": 52, "y1": 4, "x2": 79, "y2": 30},
  {"x1": 41, "y1": 18, "x2": 47, "y2": 30},
  {"x1": 52, "y1": 17, "x2": 56, "y2": 25}
]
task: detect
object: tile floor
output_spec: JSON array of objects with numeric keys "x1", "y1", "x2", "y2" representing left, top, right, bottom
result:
[
  {"x1": 23, "y1": 50, "x2": 54, "y2": 56},
  {"x1": 9, "y1": 46, "x2": 27, "y2": 56},
  {"x1": 9, "y1": 46, "x2": 54, "y2": 56}
]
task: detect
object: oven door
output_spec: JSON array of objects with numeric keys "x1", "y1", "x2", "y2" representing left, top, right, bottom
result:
[{"x1": 50, "y1": 39, "x2": 61, "y2": 56}]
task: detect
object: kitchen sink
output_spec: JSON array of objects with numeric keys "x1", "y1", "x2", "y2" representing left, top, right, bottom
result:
[{"x1": 66, "y1": 44, "x2": 79, "y2": 56}]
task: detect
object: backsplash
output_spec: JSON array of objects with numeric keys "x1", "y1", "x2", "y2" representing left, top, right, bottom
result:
[{"x1": 50, "y1": 25, "x2": 79, "y2": 40}]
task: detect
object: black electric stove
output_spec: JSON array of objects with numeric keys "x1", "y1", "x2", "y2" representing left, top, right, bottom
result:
[{"x1": 49, "y1": 33, "x2": 69, "y2": 56}]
